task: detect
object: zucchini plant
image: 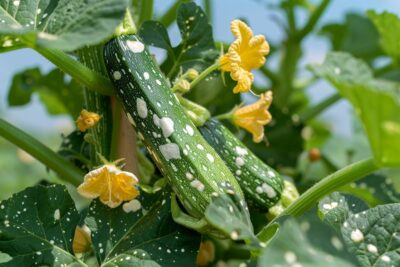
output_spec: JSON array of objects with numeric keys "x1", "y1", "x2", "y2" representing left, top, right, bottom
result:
[{"x1": 0, "y1": 1, "x2": 400, "y2": 267}]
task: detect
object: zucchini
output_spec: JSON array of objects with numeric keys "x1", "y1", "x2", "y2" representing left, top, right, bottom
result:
[
  {"x1": 103, "y1": 35, "x2": 245, "y2": 220},
  {"x1": 199, "y1": 119, "x2": 284, "y2": 211}
]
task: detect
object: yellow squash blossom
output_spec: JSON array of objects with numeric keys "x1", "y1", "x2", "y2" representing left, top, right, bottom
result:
[
  {"x1": 219, "y1": 20, "x2": 270, "y2": 93},
  {"x1": 76, "y1": 109, "x2": 101, "y2": 132},
  {"x1": 196, "y1": 240, "x2": 215, "y2": 266},
  {"x1": 72, "y1": 225, "x2": 92, "y2": 254},
  {"x1": 233, "y1": 91, "x2": 273, "y2": 143},
  {"x1": 77, "y1": 164, "x2": 139, "y2": 208}
]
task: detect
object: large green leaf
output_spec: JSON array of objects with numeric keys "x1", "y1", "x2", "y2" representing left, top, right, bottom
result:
[
  {"x1": 367, "y1": 11, "x2": 400, "y2": 62},
  {"x1": 318, "y1": 192, "x2": 368, "y2": 232},
  {"x1": 258, "y1": 216, "x2": 356, "y2": 267},
  {"x1": 0, "y1": 0, "x2": 129, "y2": 52},
  {"x1": 8, "y1": 67, "x2": 84, "y2": 118},
  {"x1": 139, "y1": 2, "x2": 217, "y2": 78},
  {"x1": 309, "y1": 52, "x2": 400, "y2": 167},
  {"x1": 0, "y1": 184, "x2": 83, "y2": 266},
  {"x1": 85, "y1": 190, "x2": 200, "y2": 266},
  {"x1": 341, "y1": 204, "x2": 400, "y2": 267},
  {"x1": 321, "y1": 13, "x2": 382, "y2": 62}
]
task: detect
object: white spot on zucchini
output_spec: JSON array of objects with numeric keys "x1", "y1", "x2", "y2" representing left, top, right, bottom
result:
[
  {"x1": 123, "y1": 199, "x2": 141, "y2": 213},
  {"x1": 235, "y1": 146, "x2": 248, "y2": 156},
  {"x1": 185, "y1": 125, "x2": 194, "y2": 136},
  {"x1": 54, "y1": 209, "x2": 60, "y2": 220},
  {"x1": 262, "y1": 183, "x2": 276, "y2": 198},
  {"x1": 156, "y1": 79, "x2": 162, "y2": 85},
  {"x1": 197, "y1": 144, "x2": 204, "y2": 150},
  {"x1": 126, "y1": 40, "x2": 144, "y2": 53},
  {"x1": 190, "y1": 179, "x2": 205, "y2": 192},
  {"x1": 160, "y1": 117, "x2": 174, "y2": 137},
  {"x1": 113, "y1": 71, "x2": 122, "y2": 80},
  {"x1": 159, "y1": 143, "x2": 181, "y2": 160},
  {"x1": 143, "y1": 72, "x2": 150, "y2": 80},
  {"x1": 206, "y1": 153, "x2": 214, "y2": 162},
  {"x1": 235, "y1": 157, "x2": 245, "y2": 167},
  {"x1": 136, "y1": 98, "x2": 148, "y2": 118}
]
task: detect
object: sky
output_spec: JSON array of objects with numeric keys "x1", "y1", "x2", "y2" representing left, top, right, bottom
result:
[{"x1": 0, "y1": 0, "x2": 399, "y2": 140}]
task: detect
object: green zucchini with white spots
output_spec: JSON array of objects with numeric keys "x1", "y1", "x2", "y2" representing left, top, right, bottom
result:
[
  {"x1": 103, "y1": 35, "x2": 247, "y2": 234},
  {"x1": 199, "y1": 119, "x2": 284, "y2": 212}
]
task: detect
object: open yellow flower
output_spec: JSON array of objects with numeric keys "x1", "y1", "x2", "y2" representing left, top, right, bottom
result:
[
  {"x1": 77, "y1": 164, "x2": 139, "y2": 208},
  {"x1": 76, "y1": 109, "x2": 101, "y2": 132},
  {"x1": 233, "y1": 91, "x2": 273, "y2": 143},
  {"x1": 219, "y1": 20, "x2": 270, "y2": 93}
]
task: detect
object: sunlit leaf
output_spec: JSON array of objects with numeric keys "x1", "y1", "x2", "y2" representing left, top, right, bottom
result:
[
  {"x1": 309, "y1": 52, "x2": 400, "y2": 167},
  {"x1": 0, "y1": 0, "x2": 129, "y2": 52},
  {"x1": 367, "y1": 10, "x2": 400, "y2": 62}
]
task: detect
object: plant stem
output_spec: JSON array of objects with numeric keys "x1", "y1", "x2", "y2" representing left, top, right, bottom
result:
[
  {"x1": 35, "y1": 48, "x2": 114, "y2": 95},
  {"x1": 138, "y1": 0, "x2": 154, "y2": 26},
  {"x1": 0, "y1": 118, "x2": 84, "y2": 186},
  {"x1": 280, "y1": 158, "x2": 378, "y2": 218},
  {"x1": 297, "y1": 0, "x2": 331, "y2": 41},
  {"x1": 299, "y1": 93, "x2": 341, "y2": 122},
  {"x1": 190, "y1": 62, "x2": 220, "y2": 89},
  {"x1": 110, "y1": 98, "x2": 123, "y2": 161},
  {"x1": 203, "y1": 0, "x2": 212, "y2": 23}
]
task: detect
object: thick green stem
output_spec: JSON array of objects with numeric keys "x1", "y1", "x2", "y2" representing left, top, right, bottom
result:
[
  {"x1": 299, "y1": 93, "x2": 341, "y2": 122},
  {"x1": 280, "y1": 158, "x2": 378, "y2": 218},
  {"x1": 0, "y1": 118, "x2": 84, "y2": 186},
  {"x1": 203, "y1": 0, "x2": 212, "y2": 23},
  {"x1": 297, "y1": 0, "x2": 331, "y2": 40},
  {"x1": 36, "y1": 48, "x2": 113, "y2": 95},
  {"x1": 138, "y1": 0, "x2": 154, "y2": 26},
  {"x1": 190, "y1": 62, "x2": 220, "y2": 89}
]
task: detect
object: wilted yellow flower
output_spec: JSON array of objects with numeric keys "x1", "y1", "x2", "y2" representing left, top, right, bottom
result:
[
  {"x1": 233, "y1": 91, "x2": 273, "y2": 143},
  {"x1": 77, "y1": 165, "x2": 139, "y2": 208},
  {"x1": 76, "y1": 109, "x2": 101, "y2": 132},
  {"x1": 73, "y1": 225, "x2": 92, "y2": 254},
  {"x1": 196, "y1": 240, "x2": 215, "y2": 266},
  {"x1": 219, "y1": 20, "x2": 270, "y2": 93}
]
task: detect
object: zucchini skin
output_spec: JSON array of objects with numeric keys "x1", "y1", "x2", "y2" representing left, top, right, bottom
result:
[
  {"x1": 103, "y1": 35, "x2": 244, "y2": 219},
  {"x1": 199, "y1": 119, "x2": 284, "y2": 211}
]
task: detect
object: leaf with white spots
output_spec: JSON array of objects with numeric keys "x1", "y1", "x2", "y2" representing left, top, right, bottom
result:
[
  {"x1": 0, "y1": 0, "x2": 129, "y2": 52},
  {"x1": 205, "y1": 193, "x2": 259, "y2": 247},
  {"x1": 309, "y1": 52, "x2": 400, "y2": 167},
  {"x1": 341, "y1": 203, "x2": 400, "y2": 267},
  {"x1": 139, "y1": 2, "x2": 218, "y2": 77},
  {"x1": 318, "y1": 192, "x2": 368, "y2": 232},
  {"x1": 101, "y1": 249, "x2": 160, "y2": 267},
  {"x1": 258, "y1": 217, "x2": 357, "y2": 267},
  {"x1": 353, "y1": 174, "x2": 400, "y2": 205},
  {"x1": 85, "y1": 190, "x2": 200, "y2": 266},
  {"x1": 0, "y1": 184, "x2": 84, "y2": 266}
]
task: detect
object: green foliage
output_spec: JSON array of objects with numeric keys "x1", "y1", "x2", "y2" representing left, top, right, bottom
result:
[
  {"x1": 309, "y1": 52, "x2": 400, "y2": 167},
  {"x1": 0, "y1": 184, "x2": 83, "y2": 266},
  {"x1": 0, "y1": 0, "x2": 130, "y2": 52},
  {"x1": 341, "y1": 204, "x2": 400, "y2": 267},
  {"x1": 8, "y1": 67, "x2": 84, "y2": 118},
  {"x1": 321, "y1": 13, "x2": 382, "y2": 62},
  {"x1": 368, "y1": 11, "x2": 400, "y2": 62},
  {"x1": 318, "y1": 192, "x2": 368, "y2": 232},
  {"x1": 139, "y1": 2, "x2": 218, "y2": 78}
]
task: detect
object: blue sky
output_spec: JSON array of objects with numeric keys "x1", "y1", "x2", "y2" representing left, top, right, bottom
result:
[{"x1": 0, "y1": 0, "x2": 399, "y2": 140}]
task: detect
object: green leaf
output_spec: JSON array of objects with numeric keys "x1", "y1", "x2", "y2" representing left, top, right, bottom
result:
[
  {"x1": 139, "y1": 2, "x2": 217, "y2": 78},
  {"x1": 102, "y1": 249, "x2": 160, "y2": 267},
  {"x1": 318, "y1": 192, "x2": 368, "y2": 232},
  {"x1": 258, "y1": 217, "x2": 356, "y2": 267},
  {"x1": 8, "y1": 67, "x2": 84, "y2": 118},
  {"x1": 367, "y1": 11, "x2": 400, "y2": 62},
  {"x1": 309, "y1": 52, "x2": 400, "y2": 167},
  {"x1": 205, "y1": 193, "x2": 259, "y2": 246},
  {"x1": 58, "y1": 130, "x2": 91, "y2": 172},
  {"x1": 341, "y1": 204, "x2": 400, "y2": 267},
  {"x1": 320, "y1": 13, "x2": 382, "y2": 62},
  {"x1": 0, "y1": 184, "x2": 83, "y2": 266},
  {"x1": 0, "y1": 0, "x2": 129, "y2": 52},
  {"x1": 85, "y1": 190, "x2": 200, "y2": 266}
]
